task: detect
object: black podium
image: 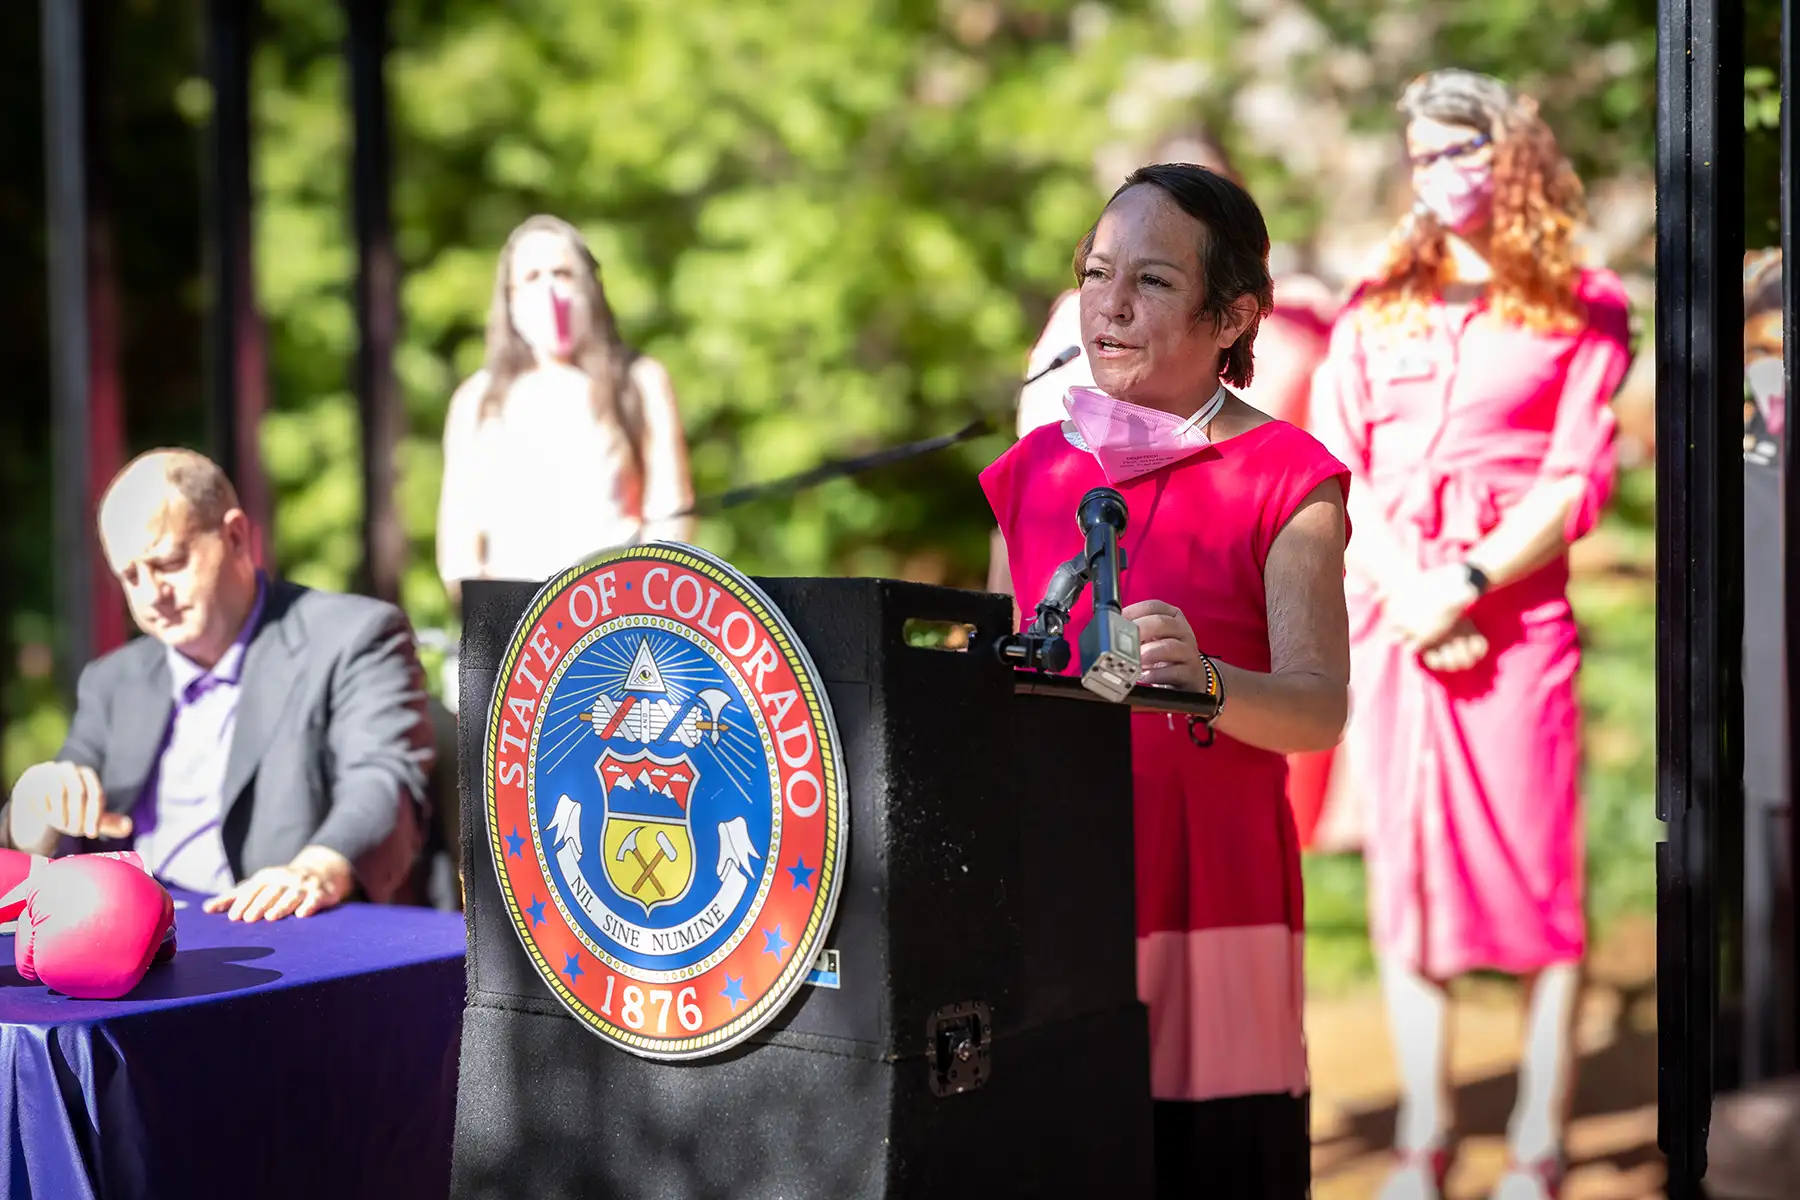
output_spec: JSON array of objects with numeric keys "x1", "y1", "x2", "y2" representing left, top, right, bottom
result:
[{"x1": 449, "y1": 576, "x2": 1152, "y2": 1199}]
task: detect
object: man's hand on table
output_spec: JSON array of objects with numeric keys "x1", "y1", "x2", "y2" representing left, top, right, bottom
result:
[
  {"x1": 8, "y1": 761, "x2": 133, "y2": 853},
  {"x1": 204, "y1": 846, "x2": 355, "y2": 922}
]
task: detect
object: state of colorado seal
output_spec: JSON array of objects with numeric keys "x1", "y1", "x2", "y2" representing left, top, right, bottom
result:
[{"x1": 485, "y1": 544, "x2": 847, "y2": 1059}]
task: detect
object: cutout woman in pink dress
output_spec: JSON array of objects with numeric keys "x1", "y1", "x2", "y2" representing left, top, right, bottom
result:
[
  {"x1": 1310, "y1": 71, "x2": 1633, "y2": 1199},
  {"x1": 437, "y1": 215, "x2": 695, "y2": 599},
  {"x1": 984, "y1": 164, "x2": 1351, "y2": 1196}
]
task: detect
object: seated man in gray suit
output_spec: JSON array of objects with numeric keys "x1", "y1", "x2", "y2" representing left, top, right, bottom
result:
[{"x1": 2, "y1": 448, "x2": 434, "y2": 922}]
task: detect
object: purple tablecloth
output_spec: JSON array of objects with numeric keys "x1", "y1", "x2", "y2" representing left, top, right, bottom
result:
[{"x1": 0, "y1": 890, "x2": 466, "y2": 1200}]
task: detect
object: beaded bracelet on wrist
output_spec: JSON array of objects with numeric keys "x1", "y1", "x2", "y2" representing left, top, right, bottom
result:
[{"x1": 1186, "y1": 653, "x2": 1226, "y2": 748}]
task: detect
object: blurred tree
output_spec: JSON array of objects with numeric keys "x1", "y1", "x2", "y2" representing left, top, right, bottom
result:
[
  {"x1": 247, "y1": 0, "x2": 1185, "y2": 633},
  {"x1": 1294, "y1": 0, "x2": 1658, "y2": 173},
  {"x1": 2, "y1": 0, "x2": 1679, "y2": 895},
  {"x1": 2, "y1": 0, "x2": 206, "y2": 782},
  {"x1": 1745, "y1": 0, "x2": 1782, "y2": 247}
]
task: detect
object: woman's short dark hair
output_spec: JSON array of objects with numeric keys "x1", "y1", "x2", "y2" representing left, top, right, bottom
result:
[{"x1": 1073, "y1": 163, "x2": 1275, "y2": 388}]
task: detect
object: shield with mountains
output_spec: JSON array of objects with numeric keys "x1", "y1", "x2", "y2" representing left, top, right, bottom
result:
[{"x1": 596, "y1": 747, "x2": 698, "y2": 917}]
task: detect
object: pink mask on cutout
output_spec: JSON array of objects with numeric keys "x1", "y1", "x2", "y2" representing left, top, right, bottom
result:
[
  {"x1": 550, "y1": 291, "x2": 573, "y2": 355},
  {"x1": 1414, "y1": 161, "x2": 1495, "y2": 233},
  {"x1": 1062, "y1": 386, "x2": 1226, "y2": 484}
]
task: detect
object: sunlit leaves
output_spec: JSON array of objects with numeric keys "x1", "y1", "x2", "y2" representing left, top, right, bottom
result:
[
  {"x1": 244, "y1": 0, "x2": 1170, "y2": 604},
  {"x1": 243, "y1": 0, "x2": 1672, "y2": 615}
]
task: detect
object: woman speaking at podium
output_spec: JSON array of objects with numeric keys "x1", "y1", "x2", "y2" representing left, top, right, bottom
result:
[
  {"x1": 437, "y1": 215, "x2": 695, "y2": 598},
  {"x1": 983, "y1": 164, "x2": 1352, "y2": 1197}
]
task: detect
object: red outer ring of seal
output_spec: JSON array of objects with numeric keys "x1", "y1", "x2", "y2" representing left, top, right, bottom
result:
[{"x1": 485, "y1": 545, "x2": 847, "y2": 1059}]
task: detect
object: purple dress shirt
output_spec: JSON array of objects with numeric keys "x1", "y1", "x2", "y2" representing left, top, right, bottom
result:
[{"x1": 132, "y1": 576, "x2": 268, "y2": 893}]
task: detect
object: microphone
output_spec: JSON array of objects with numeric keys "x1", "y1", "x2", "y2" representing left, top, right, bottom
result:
[
  {"x1": 994, "y1": 486, "x2": 1221, "y2": 720},
  {"x1": 996, "y1": 487, "x2": 1219, "y2": 720},
  {"x1": 1074, "y1": 487, "x2": 1139, "y2": 702},
  {"x1": 1022, "y1": 345, "x2": 1080, "y2": 388}
]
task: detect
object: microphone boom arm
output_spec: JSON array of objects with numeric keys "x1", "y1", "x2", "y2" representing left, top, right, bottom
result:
[{"x1": 629, "y1": 346, "x2": 1086, "y2": 530}]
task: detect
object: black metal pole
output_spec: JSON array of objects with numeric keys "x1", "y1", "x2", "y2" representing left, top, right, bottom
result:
[
  {"x1": 1656, "y1": 0, "x2": 1746, "y2": 1191},
  {"x1": 1782, "y1": 0, "x2": 1800, "y2": 1041},
  {"x1": 203, "y1": 0, "x2": 272, "y2": 554},
  {"x1": 347, "y1": 0, "x2": 403, "y2": 604},
  {"x1": 42, "y1": 0, "x2": 92, "y2": 701},
  {"x1": 83, "y1": 0, "x2": 129, "y2": 665}
]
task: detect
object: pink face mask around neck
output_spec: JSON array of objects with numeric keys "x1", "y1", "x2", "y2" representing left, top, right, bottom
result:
[{"x1": 1062, "y1": 386, "x2": 1227, "y2": 484}]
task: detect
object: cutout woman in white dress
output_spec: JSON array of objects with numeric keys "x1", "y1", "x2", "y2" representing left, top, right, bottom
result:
[{"x1": 437, "y1": 214, "x2": 695, "y2": 599}]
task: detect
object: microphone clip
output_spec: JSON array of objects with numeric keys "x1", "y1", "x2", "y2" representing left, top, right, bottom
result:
[{"x1": 994, "y1": 548, "x2": 1087, "y2": 674}]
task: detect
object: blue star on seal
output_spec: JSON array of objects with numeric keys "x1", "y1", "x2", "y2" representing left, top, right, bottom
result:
[
  {"x1": 787, "y1": 856, "x2": 815, "y2": 892},
  {"x1": 526, "y1": 895, "x2": 547, "y2": 926},
  {"x1": 720, "y1": 975, "x2": 747, "y2": 1011},
  {"x1": 506, "y1": 826, "x2": 525, "y2": 858},
  {"x1": 562, "y1": 952, "x2": 584, "y2": 982},
  {"x1": 762, "y1": 925, "x2": 790, "y2": 963}
]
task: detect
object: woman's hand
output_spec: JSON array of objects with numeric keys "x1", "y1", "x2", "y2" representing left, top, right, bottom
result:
[
  {"x1": 1384, "y1": 564, "x2": 1479, "y2": 649},
  {"x1": 1124, "y1": 599, "x2": 1205, "y2": 691},
  {"x1": 1418, "y1": 616, "x2": 1489, "y2": 673}
]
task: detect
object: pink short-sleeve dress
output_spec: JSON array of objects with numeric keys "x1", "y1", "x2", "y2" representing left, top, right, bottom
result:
[
  {"x1": 982, "y1": 411, "x2": 1350, "y2": 1195},
  {"x1": 1310, "y1": 268, "x2": 1633, "y2": 979}
]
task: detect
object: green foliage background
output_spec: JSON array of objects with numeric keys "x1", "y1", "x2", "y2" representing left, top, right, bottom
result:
[
  {"x1": 243, "y1": 0, "x2": 1672, "y2": 617},
  {"x1": 252, "y1": 0, "x2": 1170, "y2": 625},
  {"x1": 2, "y1": 0, "x2": 1781, "y2": 976}
]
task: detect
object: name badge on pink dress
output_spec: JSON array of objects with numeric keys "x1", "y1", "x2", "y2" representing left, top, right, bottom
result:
[{"x1": 1380, "y1": 352, "x2": 1437, "y2": 382}]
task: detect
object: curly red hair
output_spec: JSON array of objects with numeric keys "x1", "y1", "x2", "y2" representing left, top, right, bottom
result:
[{"x1": 1362, "y1": 71, "x2": 1586, "y2": 334}]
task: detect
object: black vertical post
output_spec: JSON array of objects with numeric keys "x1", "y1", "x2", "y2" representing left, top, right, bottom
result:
[
  {"x1": 82, "y1": 0, "x2": 128, "y2": 664},
  {"x1": 1657, "y1": 0, "x2": 1747, "y2": 1192},
  {"x1": 1783, "y1": 0, "x2": 1800, "y2": 1015},
  {"x1": 203, "y1": 0, "x2": 272, "y2": 556},
  {"x1": 42, "y1": 0, "x2": 92, "y2": 701},
  {"x1": 347, "y1": 0, "x2": 403, "y2": 605}
]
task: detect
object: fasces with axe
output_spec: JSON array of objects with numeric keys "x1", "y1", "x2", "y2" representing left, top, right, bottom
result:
[
  {"x1": 616, "y1": 826, "x2": 681, "y2": 898},
  {"x1": 578, "y1": 688, "x2": 733, "y2": 748}
]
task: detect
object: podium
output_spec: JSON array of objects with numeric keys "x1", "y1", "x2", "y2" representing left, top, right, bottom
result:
[{"x1": 450, "y1": 573, "x2": 1152, "y2": 1199}]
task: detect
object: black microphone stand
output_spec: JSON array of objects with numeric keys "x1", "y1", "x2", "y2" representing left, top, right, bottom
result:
[
  {"x1": 993, "y1": 487, "x2": 1220, "y2": 720},
  {"x1": 1074, "y1": 487, "x2": 1137, "y2": 702}
]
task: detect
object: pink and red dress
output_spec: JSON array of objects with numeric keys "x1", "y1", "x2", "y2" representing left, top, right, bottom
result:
[{"x1": 982, "y1": 412, "x2": 1349, "y2": 1193}]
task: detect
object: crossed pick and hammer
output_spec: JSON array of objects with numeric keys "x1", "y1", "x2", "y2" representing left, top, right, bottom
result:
[{"x1": 616, "y1": 826, "x2": 680, "y2": 897}]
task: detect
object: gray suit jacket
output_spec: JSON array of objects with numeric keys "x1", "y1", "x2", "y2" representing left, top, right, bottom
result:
[{"x1": 0, "y1": 580, "x2": 435, "y2": 904}]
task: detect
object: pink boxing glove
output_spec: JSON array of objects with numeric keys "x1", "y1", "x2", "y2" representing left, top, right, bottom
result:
[
  {"x1": 0, "y1": 849, "x2": 151, "y2": 924},
  {"x1": 15, "y1": 854, "x2": 177, "y2": 999},
  {"x1": 0, "y1": 849, "x2": 34, "y2": 924}
]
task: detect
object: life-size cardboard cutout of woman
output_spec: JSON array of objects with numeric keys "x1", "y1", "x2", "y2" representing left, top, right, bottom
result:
[
  {"x1": 1312, "y1": 70, "x2": 1634, "y2": 1198},
  {"x1": 437, "y1": 215, "x2": 695, "y2": 598}
]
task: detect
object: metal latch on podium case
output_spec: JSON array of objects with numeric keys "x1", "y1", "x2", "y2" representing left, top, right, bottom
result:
[{"x1": 926, "y1": 1000, "x2": 993, "y2": 1097}]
